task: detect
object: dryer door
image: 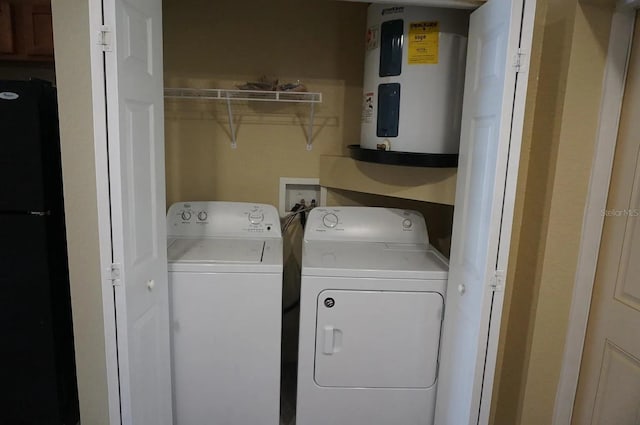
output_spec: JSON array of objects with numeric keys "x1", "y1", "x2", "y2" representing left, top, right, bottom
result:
[{"x1": 314, "y1": 289, "x2": 444, "y2": 389}]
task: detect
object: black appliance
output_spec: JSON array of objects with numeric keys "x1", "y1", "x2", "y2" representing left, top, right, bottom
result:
[{"x1": 0, "y1": 79, "x2": 79, "y2": 425}]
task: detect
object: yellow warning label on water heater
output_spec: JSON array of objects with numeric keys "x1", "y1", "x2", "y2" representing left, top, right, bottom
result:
[{"x1": 408, "y1": 21, "x2": 439, "y2": 65}]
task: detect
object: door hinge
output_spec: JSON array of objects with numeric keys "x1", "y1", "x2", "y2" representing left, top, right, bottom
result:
[
  {"x1": 109, "y1": 263, "x2": 122, "y2": 287},
  {"x1": 98, "y1": 25, "x2": 112, "y2": 52},
  {"x1": 490, "y1": 270, "x2": 505, "y2": 292},
  {"x1": 513, "y1": 49, "x2": 527, "y2": 73}
]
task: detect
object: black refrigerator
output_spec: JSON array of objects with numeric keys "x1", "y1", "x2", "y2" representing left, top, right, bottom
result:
[{"x1": 0, "y1": 80, "x2": 80, "y2": 425}]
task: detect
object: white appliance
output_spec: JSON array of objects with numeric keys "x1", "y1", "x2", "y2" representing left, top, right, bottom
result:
[
  {"x1": 296, "y1": 207, "x2": 448, "y2": 425},
  {"x1": 361, "y1": 4, "x2": 469, "y2": 154},
  {"x1": 166, "y1": 201, "x2": 282, "y2": 425}
]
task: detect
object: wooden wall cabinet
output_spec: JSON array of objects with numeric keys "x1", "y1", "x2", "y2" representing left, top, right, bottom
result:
[
  {"x1": 0, "y1": 1, "x2": 54, "y2": 62},
  {"x1": 0, "y1": 2, "x2": 14, "y2": 54}
]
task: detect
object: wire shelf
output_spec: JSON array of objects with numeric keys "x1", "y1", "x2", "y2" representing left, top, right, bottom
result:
[
  {"x1": 164, "y1": 88, "x2": 322, "y2": 103},
  {"x1": 164, "y1": 88, "x2": 322, "y2": 150}
]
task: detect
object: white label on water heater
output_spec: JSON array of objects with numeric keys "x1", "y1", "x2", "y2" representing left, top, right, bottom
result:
[
  {"x1": 366, "y1": 25, "x2": 379, "y2": 51},
  {"x1": 362, "y1": 92, "x2": 374, "y2": 123},
  {"x1": 0, "y1": 92, "x2": 19, "y2": 100}
]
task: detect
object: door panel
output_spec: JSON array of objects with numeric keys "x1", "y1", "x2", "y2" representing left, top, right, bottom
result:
[
  {"x1": 0, "y1": 2, "x2": 13, "y2": 54},
  {"x1": 103, "y1": 0, "x2": 171, "y2": 423},
  {"x1": 314, "y1": 290, "x2": 444, "y2": 389},
  {"x1": 22, "y1": 4, "x2": 54, "y2": 56},
  {"x1": 434, "y1": 0, "x2": 524, "y2": 424},
  {"x1": 572, "y1": 12, "x2": 640, "y2": 425},
  {"x1": 591, "y1": 342, "x2": 640, "y2": 424},
  {"x1": 124, "y1": 100, "x2": 157, "y2": 262},
  {"x1": 613, "y1": 181, "x2": 640, "y2": 308}
]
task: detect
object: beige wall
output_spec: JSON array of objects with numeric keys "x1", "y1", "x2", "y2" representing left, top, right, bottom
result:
[
  {"x1": 163, "y1": 0, "x2": 367, "y2": 208},
  {"x1": 491, "y1": 0, "x2": 617, "y2": 424},
  {"x1": 51, "y1": 0, "x2": 111, "y2": 424}
]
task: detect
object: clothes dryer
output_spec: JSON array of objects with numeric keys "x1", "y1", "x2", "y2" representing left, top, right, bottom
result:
[{"x1": 296, "y1": 207, "x2": 448, "y2": 425}]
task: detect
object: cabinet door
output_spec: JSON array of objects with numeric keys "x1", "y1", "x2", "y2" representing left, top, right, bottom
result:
[
  {"x1": 21, "y1": 3, "x2": 53, "y2": 57},
  {"x1": 0, "y1": 2, "x2": 13, "y2": 54}
]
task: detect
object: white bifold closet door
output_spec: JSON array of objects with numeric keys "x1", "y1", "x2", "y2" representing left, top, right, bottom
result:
[
  {"x1": 435, "y1": 0, "x2": 530, "y2": 424},
  {"x1": 102, "y1": 0, "x2": 172, "y2": 423}
]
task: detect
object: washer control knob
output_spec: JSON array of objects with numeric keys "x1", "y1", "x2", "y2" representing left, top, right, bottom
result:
[
  {"x1": 402, "y1": 218, "x2": 413, "y2": 229},
  {"x1": 181, "y1": 211, "x2": 192, "y2": 221},
  {"x1": 197, "y1": 211, "x2": 208, "y2": 221},
  {"x1": 322, "y1": 213, "x2": 339, "y2": 228},
  {"x1": 248, "y1": 211, "x2": 264, "y2": 224}
]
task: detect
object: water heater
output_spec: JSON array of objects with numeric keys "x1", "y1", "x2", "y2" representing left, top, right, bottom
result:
[{"x1": 360, "y1": 4, "x2": 469, "y2": 155}]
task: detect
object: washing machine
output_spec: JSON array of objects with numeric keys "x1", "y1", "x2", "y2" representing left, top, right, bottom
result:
[
  {"x1": 166, "y1": 201, "x2": 282, "y2": 425},
  {"x1": 296, "y1": 207, "x2": 448, "y2": 425}
]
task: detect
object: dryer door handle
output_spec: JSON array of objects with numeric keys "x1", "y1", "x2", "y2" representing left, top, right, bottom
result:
[{"x1": 322, "y1": 326, "x2": 342, "y2": 355}]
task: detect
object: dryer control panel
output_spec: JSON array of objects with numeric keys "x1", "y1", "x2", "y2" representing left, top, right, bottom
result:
[
  {"x1": 305, "y1": 207, "x2": 428, "y2": 245},
  {"x1": 167, "y1": 201, "x2": 281, "y2": 238}
]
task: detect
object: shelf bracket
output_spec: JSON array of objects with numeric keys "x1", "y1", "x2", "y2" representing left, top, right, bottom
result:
[
  {"x1": 226, "y1": 96, "x2": 237, "y2": 149},
  {"x1": 307, "y1": 102, "x2": 315, "y2": 151}
]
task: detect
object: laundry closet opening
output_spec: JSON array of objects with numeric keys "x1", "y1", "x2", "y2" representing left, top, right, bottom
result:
[
  {"x1": 154, "y1": 0, "x2": 531, "y2": 423},
  {"x1": 162, "y1": 0, "x2": 459, "y2": 423}
]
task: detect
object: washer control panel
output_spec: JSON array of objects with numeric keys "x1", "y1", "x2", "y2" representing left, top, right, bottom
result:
[
  {"x1": 167, "y1": 202, "x2": 281, "y2": 238},
  {"x1": 305, "y1": 207, "x2": 428, "y2": 244}
]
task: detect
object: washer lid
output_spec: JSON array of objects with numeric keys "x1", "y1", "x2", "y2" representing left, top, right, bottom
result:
[
  {"x1": 302, "y1": 241, "x2": 448, "y2": 279},
  {"x1": 168, "y1": 238, "x2": 265, "y2": 264}
]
